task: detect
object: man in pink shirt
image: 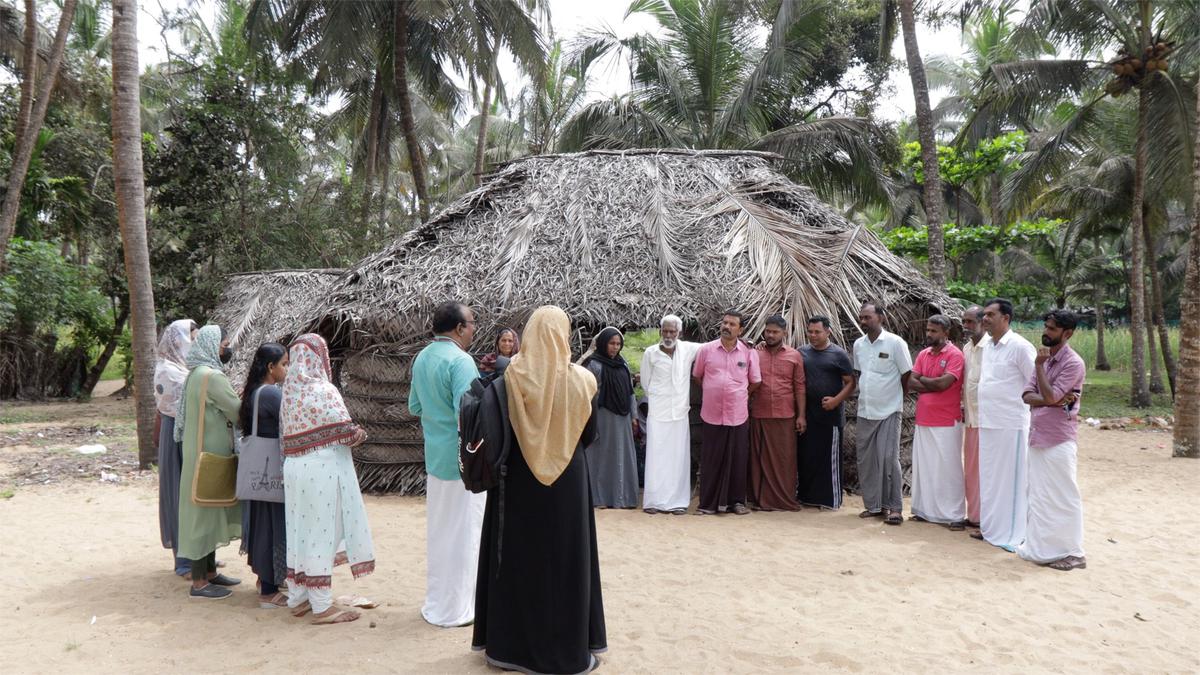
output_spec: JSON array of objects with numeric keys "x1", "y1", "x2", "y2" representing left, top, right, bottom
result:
[
  {"x1": 692, "y1": 311, "x2": 762, "y2": 515},
  {"x1": 1017, "y1": 309, "x2": 1087, "y2": 571},
  {"x1": 907, "y1": 315, "x2": 967, "y2": 528}
]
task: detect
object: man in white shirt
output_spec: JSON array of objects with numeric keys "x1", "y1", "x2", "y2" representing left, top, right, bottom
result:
[
  {"x1": 960, "y1": 306, "x2": 985, "y2": 527},
  {"x1": 640, "y1": 314, "x2": 702, "y2": 514},
  {"x1": 852, "y1": 302, "x2": 913, "y2": 526},
  {"x1": 972, "y1": 297, "x2": 1037, "y2": 550}
]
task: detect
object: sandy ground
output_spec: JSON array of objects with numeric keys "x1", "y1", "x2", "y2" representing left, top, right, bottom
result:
[{"x1": 1, "y1": 398, "x2": 1198, "y2": 673}]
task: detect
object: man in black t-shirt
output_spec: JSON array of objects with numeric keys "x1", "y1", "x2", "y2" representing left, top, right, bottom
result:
[{"x1": 797, "y1": 316, "x2": 856, "y2": 509}]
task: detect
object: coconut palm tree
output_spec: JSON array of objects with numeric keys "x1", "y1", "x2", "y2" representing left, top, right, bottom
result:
[
  {"x1": 992, "y1": 0, "x2": 1198, "y2": 407},
  {"x1": 880, "y1": 0, "x2": 946, "y2": 288},
  {"x1": 1175, "y1": 80, "x2": 1200, "y2": 458},
  {"x1": 0, "y1": 0, "x2": 78, "y2": 274},
  {"x1": 925, "y1": 0, "x2": 1054, "y2": 225},
  {"x1": 110, "y1": 0, "x2": 158, "y2": 469},
  {"x1": 249, "y1": 0, "x2": 543, "y2": 223},
  {"x1": 561, "y1": 0, "x2": 892, "y2": 209}
]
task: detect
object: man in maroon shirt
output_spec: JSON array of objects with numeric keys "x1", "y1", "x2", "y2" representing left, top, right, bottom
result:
[
  {"x1": 748, "y1": 316, "x2": 805, "y2": 511},
  {"x1": 1017, "y1": 309, "x2": 1087, "y2": 571}
]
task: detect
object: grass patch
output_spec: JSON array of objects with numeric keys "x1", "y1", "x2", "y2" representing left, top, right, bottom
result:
[
  {"x1": 1075, "y1": 369, "x2": 1175, "y2": 420},
  {"x1": 100, "y1": 346, "x2": 128, "y2": 381},
  {"x1": 1, "y1": 488, "x2": 15, "y2": 499}
]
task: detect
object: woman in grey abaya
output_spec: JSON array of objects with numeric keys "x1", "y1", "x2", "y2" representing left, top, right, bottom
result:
[{"x1": 581, "y1": 327, "x2": 640, "y2": 508}]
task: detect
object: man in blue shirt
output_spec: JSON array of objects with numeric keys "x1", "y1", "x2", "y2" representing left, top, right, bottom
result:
[{"x1": 410, "y1": 301, "x2": 485, "y2": 627}]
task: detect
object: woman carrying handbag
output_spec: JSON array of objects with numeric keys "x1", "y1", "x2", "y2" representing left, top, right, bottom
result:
[
  {"x1": 175, "y1": 325, "x2": 243, "y2": 600},
  {"x1": 237, "y1": 343, "x2": 289, "y2": 608}
]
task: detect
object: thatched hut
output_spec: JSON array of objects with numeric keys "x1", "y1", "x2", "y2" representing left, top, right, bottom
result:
[
  {"x1": 288, "y1": 149, "x2": 959, "y2": 493},
  {"x1": 209, "y1": 269, "x2": 345, "y2": 386}
]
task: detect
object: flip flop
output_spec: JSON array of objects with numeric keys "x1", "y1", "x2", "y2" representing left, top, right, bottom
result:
[
  {"x1": 336, "y1": 595, "x2": 378, "y2": 609},
  {"x1": 311, "y1": 608, "x2": 361, "y2": 625},
  {"x1": 1047, "y1": 556, "x2": 1087, "y2": 571},
  {"x1": 885, "y1": 512, "x2": 902, "y2": 526},
  {"x1": 259, "y1": 592, "x2": 289, "y2": 609},
  {"x1": 969, "y1": 530, "x2": 985, "y2": 540},
  {"x1": 291, "y1": 600, "x2": 312, "y2": 617},
  {"x1": 858, "y1": 510, "x2": 882, "y2": 519}
]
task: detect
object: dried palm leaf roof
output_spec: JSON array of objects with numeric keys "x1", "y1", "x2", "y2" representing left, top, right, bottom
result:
[
  {"x1": 209, "y1": 268, "x2": 345, "y2": 385},
  {"x1": 313, "y1": 149, "x2": 957, "y2": 351}
]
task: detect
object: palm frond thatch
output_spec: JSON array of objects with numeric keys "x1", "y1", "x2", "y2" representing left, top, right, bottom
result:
[
  {"x1": 215, "y1": 149, "x2": 958, "y2": 492},
  {"x1": 208, "y1": 268, "x2": 345, "y2": 386}
]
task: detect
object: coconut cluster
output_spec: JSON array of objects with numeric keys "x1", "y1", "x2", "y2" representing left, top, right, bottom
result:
[{"x1": 1106, "y1": 41, "x2": 1173, "y2": 96}]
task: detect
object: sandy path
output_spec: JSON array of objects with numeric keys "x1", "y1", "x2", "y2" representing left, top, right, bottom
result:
[{"x1": 1, "y1": 426, "x2": 1197, "y2": 673}]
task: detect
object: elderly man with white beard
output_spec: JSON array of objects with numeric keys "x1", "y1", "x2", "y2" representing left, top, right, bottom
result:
[{"x1": 640, "y1": 315, "x2": 702, "y2": 514}]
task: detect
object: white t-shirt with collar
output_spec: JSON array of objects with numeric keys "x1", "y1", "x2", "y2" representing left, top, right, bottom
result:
[{"x1": 852, "y1": 329, "x2": 913, "y2": 420}]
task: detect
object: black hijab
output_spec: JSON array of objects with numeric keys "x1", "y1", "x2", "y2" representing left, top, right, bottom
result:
[{"x1": 583, "y1": 327, "x2": 633, "y2": 416}]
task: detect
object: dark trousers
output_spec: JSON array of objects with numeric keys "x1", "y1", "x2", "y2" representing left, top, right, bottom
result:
[
  {"x1": 191, "y1": 552, "x2": 216, "y2": 582},
  {"x1": 698, "y1": 421, "x2": 749, "y2": 512}
]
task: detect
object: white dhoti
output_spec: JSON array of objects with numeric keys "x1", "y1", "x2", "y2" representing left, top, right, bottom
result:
[
  {"x1": 911, "y1": 423, "x2": 966, "y2": 524},
  {"x1": 978, "y1": 428, "x2": 1028, "y2": 551},
  {"x1": 422, "y1": 474, "x2": 486, "y2": 627},
  {"x1": 1018, "y1": 441, "x2": 1085, "y2": 564},
  {"x1": 642, "y1": 418, "x2": 692, "y2": 512}
]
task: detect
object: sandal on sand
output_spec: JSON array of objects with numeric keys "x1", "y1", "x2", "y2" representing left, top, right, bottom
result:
[
  {"x1": 858, "y1": 509, "x2": 882, "y2": 519},
  {"x1": 312, "y1": 609, "x2": 360, "y2": 625},
  {"x1": 291, "y1": 600, "x2": 312, "y2": 617},
  {"x1": 259, "y1": 592, "x2": 288, "y2": 609},
  {"x1": 1047, "y1": 556, "x2": 1087, "y2": 571},
  {"x1": 948, "y1": 521, "x2": 966, "y2": 531},
  {"x1": 336, "y1": 595, "x2": 378, "y2": 609},
  {"x1": 969, "y1": 530, "x2": 985, "y2": 540},
  {"x1": 885, "y1": 512, "x2": 902, "y2": 526},
  {"x1": 908, "y1": 514, "x2": 927, "y2": 522}
]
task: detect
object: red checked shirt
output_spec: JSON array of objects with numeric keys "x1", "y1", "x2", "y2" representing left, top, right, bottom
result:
[{"x1": 749, "y1": 344, "x2": 805, "y2": 419}]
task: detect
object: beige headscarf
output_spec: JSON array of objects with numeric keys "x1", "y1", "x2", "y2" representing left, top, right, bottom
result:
[{"x1": 505, "y1": 306, "x2": 598, "y2": 486}]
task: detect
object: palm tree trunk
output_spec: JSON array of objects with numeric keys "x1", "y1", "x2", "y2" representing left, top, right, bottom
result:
[
  {"x1": 1127, "y1": 85, "x2": 1151, "y2": 407},
  {"x1": 989, "y1": 172, "x2": 1003, "y2": 227},
  {"x1": 1094, "y1": 286, "x2": 1110, "y2": 370},
  {"x1": 13, "y1": 0, "x2": 37, "y2": 151},
  {"x1": 1173, "y1": 81, "x2": 1200, "y2": 458},
  {"x1": 361, "y1": 67, "x2": 384, "y2": 227},
  {"x1": 0, "y1": 0, "x2": 79, "y2": 274},
  {"x1": 111, "y1": 0, "x2": 159, "y2": 470},
  {"x1": 393, "y1": 0, "x2": 430, "y2": 223},
  {"x1": 897, "y1": 0, "x2": 945, "y2": 289},
  {"x1": 1145, "y1": 282, "x2": 1163, "y2": 394},
  {"x1": 80, "y1": 304, "x2": 130, "y2": 397},
  {"x1": 1143, "y1": 223, "x2": 1177, "y2": 397},
  {"x1": 473, "y1": 53, "x2": 495, "y2": 188}
]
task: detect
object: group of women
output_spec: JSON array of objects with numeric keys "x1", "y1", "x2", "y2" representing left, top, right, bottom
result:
[
  {"x1": 154, "y1": 323, "x2": 375, "y2": 625},
  {"x1": 153, "y1": 308, "x2": 608, "y2": 671}
]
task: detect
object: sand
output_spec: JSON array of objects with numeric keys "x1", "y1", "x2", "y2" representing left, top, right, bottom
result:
[{"x1": 1, "y1": 424, "x2": 1197, "y2": 673}]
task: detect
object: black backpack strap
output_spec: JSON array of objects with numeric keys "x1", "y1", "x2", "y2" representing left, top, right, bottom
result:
[{"x1": 492, "y1": 377, "x2": 513, "y2": 577}]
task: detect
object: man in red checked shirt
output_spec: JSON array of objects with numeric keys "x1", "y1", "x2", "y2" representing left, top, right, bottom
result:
[{"x1": 907, "y1": 315, "x2": 967, "y2": 530}]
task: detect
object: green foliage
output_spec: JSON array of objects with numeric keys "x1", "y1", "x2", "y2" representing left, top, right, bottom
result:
[
  {"x1": 901, "y1": 130, "x2": 1026, "y2": 186},
  {"x1": 946, "y1": 280, "x2": 1050, "y2": 306},
  {"x1": 877, "y1": 217, "x2": 1061, "y2": 260},
  {"x1": 0, "y1": 239, "x2": 109, "y2": 341}
]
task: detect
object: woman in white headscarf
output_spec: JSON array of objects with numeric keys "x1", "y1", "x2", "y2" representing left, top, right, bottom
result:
[
  {"x1": 472, "y1": 305, "x2": 607, "y2": 674},
  {"x1": 153, "y1": 319, "x2": 197, "y2": 576},
  {"x1": 281, "y1": 333, "x2": 376, "y2": 625}
]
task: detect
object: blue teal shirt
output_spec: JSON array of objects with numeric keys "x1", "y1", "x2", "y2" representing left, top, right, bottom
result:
[{"x1": 409, "y1": 337, "x2": 480, "y2": 481}]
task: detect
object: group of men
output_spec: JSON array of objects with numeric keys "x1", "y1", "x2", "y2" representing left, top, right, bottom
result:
[{"x1": 640, "y1": 298, "x2": 1089, "y2": 572}]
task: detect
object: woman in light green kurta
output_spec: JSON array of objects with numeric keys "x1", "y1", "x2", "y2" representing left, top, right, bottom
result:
[{"x1": 175, "y1": 325, "x2": 243, "y2": 599}]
